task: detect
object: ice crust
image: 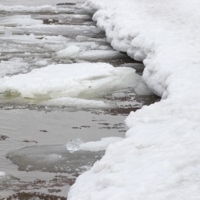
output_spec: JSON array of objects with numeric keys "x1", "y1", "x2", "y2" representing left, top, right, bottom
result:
[
  {"x1": 0, "y1": 63, "x2": 149, "y2": 100},
  {"x1": 68, "y1": 0, "x2": 200, "y2": 200}
]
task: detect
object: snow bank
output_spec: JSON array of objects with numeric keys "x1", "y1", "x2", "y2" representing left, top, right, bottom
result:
[
  {"x1": 0, "y1": 63, "x2": 149, "y2": 100},
  {"x1": 68, "y1": 0, "x2": 200, "y2": 200}
]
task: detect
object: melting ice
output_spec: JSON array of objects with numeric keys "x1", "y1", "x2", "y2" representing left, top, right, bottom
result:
[{"x1": 0, "y1": 62, "x2": 151, "y2": 106}]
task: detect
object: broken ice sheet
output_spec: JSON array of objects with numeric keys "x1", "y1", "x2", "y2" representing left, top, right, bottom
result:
[
  {"x1": 0, "y1": 63, "x2": 151, "y2": 100},
  {"x1": 0, "y1": 15, "x2": 43, "y2": 27},
  {"x1": 6, "y1": 145, "x2": 104, "y2": 174}
]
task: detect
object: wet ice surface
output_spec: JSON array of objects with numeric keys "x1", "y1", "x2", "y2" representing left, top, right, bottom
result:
[
  {"x1": 7, "y1": 145, "x2": 104, "y2": 173},
  {"x1": 0, "y1": 0, "x2": 159, "y2": 199}
]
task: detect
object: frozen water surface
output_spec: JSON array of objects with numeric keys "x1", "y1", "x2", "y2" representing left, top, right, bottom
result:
[{"x1": 0, "y1": 0, "x2": 159, "y2": 199}]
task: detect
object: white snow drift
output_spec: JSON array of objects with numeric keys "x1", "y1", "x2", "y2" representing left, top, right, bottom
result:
[{"x1": 68, "y1": 0, "x2": 200, "y2": 200}]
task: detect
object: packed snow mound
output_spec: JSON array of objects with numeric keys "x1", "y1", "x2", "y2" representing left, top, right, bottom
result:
[
  {"x1": 68, "y1": 0, "x2": 200, "y2": 200},
  {"x1": 0, "y1": 63, "x2": 150, "y2": 99}
]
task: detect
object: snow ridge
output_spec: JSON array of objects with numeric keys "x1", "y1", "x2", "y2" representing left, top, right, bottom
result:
[{"x1": 68, "y1": 0, "x2": 200, "y2": 200}]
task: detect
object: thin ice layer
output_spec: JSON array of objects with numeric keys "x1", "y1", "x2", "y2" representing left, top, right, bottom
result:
[
  {"x1": 68, "y1": 0, "x2": 200, "y2": 200},
  {"x1": 6, "y1": 145, "x2": 104, "y2": 174},
  {"x1": 39, "y1": 97, "x2": 109, "y2": 109},
  {"x1": 0, "y1": 15, "x2": 43, "y2": 26},
  {"x1": 0, "y1": 63, "x2": 149, "y2": 99}
]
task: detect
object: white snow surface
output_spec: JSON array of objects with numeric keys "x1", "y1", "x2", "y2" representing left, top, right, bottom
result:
[
  {"x1": 68, "y1": 0, "x2": 200, "y2": 200},
  {"x1": 0, "y1": 63, "x2": 147, "y2": 99}
]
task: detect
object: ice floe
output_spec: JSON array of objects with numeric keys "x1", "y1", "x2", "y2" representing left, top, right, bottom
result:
[
  {"x1": 0, "y1": 62, "x2": 150, "y2": 100},
  {"x1": 0, "y1": 15, "x2": 43, "y2": 27},
  {"x1": 0, "y1": 172, "x2": 6, "y2": 178},
  {"x1": 6, "y1": 145, "x2": 104, "y2": 174},
  {"x1": 56, "y1": 45, "x2": 80, "y2": 58},
  {"x1": 39, "y1": 97, "x2": 109, "y2": 109},
  {"x1": 80, "y1": 137, "x2": 123, "y2": 151}
]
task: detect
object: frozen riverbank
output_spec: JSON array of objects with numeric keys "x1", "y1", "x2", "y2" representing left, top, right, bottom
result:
[
  {"x1": 0, "y1": 1, "x2": 159, "y2": 199},
  {"x1": 68, "y1": 0, "x2": 200, "y2": 200}
]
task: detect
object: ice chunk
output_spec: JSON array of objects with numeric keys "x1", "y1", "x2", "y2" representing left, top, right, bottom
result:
[
  {"x1": 0, "y1": 15, "x2": 43, "y2": 26},
  {"x1": 39, "y1": 97, "x2": 109, "y2": 108},
  {"x1": 0, "y1": 63, "x2": 150, "y2": 99},
  {"x1": 0, "y1": 58, "x2": 28, "y2": 77},
  {"x1": 56, "y1": 46, "x2": 80, "y2": 58},
  {"x1": 35, "y1": 60, "x2": 48, "y2": 66},
  {"x1": 77, "y1": 50, "x2": 126, "y2": 60},
  {"x1": 0, "y1": 172, "x2": 6, "y2": 178},
  {"x1": 66, "y1": 138, "x2": 84, "y2": 153},
  {"x1": 4, "y1": 30, "x2": 12, "y2": 37},
  {"x1": 80, "y1": 137, "x2": 123, "y2": 151}
]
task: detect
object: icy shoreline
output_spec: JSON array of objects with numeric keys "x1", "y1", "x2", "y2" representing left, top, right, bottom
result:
[{"x1": 68, "y1": 0, "x2": 200, "y2": 199}]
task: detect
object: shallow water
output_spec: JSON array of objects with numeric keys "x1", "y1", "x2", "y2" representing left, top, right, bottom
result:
[{"x1": 0, "y1": 1, "x2": 159, "y2": 199}]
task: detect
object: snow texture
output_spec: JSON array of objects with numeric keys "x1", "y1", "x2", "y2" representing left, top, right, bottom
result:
[
  {"x1": 68, "y1": 0, "x2": 200, "y2": 200},
  {"x1": 0, "y1": 63, "x2": 149, "y2": 100}
]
